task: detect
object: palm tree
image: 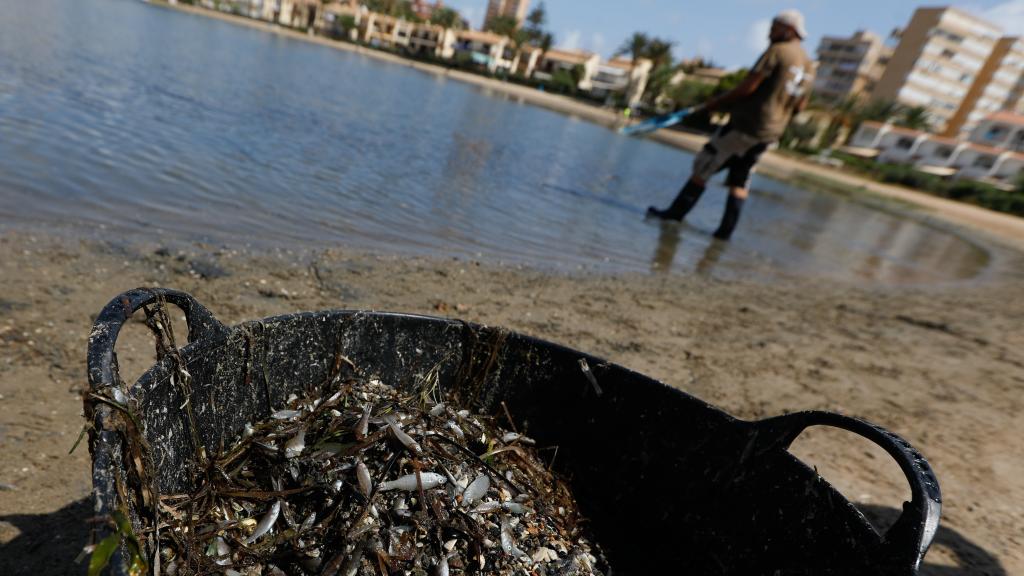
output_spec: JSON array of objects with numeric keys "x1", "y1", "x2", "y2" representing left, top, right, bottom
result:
[
  {"x1": 538, "y1": 32, "x2": 554, "y2": 58},
  {"x1": 643, "y1": 38, "x2": 674, "y2": 69},
  {"x1": 615, "y1": 32, "x2": 650, "y2": 64},
  {"x1": 896, "y1": 106, "x2": 932, "y2": 131}
]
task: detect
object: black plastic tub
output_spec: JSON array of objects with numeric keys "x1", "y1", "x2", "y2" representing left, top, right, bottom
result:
[{"x1": 85, "y1": 288, "x2": 942, "y2": 575}]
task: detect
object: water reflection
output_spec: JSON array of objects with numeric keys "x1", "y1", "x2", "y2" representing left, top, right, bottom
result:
[{"x1": 0, "y1": 0, "x2": 993, "y2": 285}]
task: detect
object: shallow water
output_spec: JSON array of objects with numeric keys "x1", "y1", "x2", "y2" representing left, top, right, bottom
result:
[{"x1": 0, "y1": 0, "x2": 991, "y2": 284}]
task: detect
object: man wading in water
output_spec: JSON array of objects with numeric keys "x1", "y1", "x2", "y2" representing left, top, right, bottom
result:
[{"x1": 647, "y1": 10, "x2": 814, "y2": 240}]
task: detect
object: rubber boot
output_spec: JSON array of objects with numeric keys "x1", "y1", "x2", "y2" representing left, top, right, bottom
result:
[
  {"x1": 647, "y1": 180, "x2": 706, "y2": 221},
  {"x1": 713, "y1": 195, "x2": 745, "y2": 240}
]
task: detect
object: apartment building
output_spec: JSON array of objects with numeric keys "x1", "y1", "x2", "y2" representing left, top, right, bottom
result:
[
  {"x1": 530, "y1": 49, "x2": 601, "y2": 91},
  {"x1": 813, "y1": 30, "x2": 891, "y2": 102},
  {"x1": 484, "y1": 0, "x2": 529, "y2": 29},
  {"x1": 848, "y1": 112, "x2": 1024, "y2": 185},
  {"x1": 590, "y1": 58, "x2": 654, "y2": 107},
  {"x1": 872, "y1": 7, "x2": 1001, "y2": 134},
  {"x1": 945, "y1": 37, "x2": 1024, "y2": 135}
]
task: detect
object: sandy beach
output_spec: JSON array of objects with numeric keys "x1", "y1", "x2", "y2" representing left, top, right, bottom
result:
[{"x1": 0, "y1": 229, "x2": 1022, "y2": 574}]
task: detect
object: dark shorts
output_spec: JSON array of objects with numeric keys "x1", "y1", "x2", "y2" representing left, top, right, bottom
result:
[{"x1": 692, "y1": 124, "x2": 771, "y2": 189}]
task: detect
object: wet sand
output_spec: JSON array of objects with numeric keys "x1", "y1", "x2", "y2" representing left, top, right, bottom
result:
[{"x1": 0, "y1": 230, "x2": 1022, "y2": 574}]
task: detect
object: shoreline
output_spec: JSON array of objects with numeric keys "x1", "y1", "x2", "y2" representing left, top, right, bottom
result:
[
  {"x1": 0, "y1": 231, "x2": 1022, "y2": 574},
  {"x1": 151, "y1": 1, "x2": 1024, "y2": 254}
]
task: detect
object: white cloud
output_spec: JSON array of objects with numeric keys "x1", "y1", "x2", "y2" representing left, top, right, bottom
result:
[
  {"x1": 561, "y1": 30, "x2": 582, "y2": 51},
  {"x1": 980, "y1": 0, "x2": 1024, "y2": 35},
  {"x1": 747, "y1": 19, "x2": 771, "y2": 57}
]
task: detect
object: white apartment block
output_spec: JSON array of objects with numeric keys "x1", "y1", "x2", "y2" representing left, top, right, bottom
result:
[
  {"x1": 947, "y1": 37, "x2": 1024, "y2": 135},
  {"x1": 873, "y1": 7, "x2": 1001, "y2": 134},
  {"x1": 813, "y1": 30, "x2": 891, "y2": 102},
  {"x1": 849, "y1": 113, "x2": 1024, "y2": 186}
]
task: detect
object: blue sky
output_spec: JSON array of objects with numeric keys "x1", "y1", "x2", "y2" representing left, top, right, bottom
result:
[{"x1": 439, "y1": 1, "x2": 1024, "y2": 68}]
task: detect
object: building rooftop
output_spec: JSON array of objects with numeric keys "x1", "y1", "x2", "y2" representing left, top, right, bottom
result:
[
  {"x1": 456, "y1": 29, "x2": 507, "y2": 44},
  {"x1": 603, "y1": 57, "x2": 651, "y2": 70},
  {"x1": 967, "y1": 142, "x2": 1010, "y2": 156},
  {"x1": 985, "y1": 111, "x2": 1024, "y2": 126},
  {"x1": 541, "y1": 48, "x2": 597, "y2": 65}
]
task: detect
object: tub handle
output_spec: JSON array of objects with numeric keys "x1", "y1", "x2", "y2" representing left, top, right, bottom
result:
[
  {"x1": 87, "y1": 287, "x2": 229, "y2": 392},
  {"x1": 755, "y1": 411, "x2": 942, "y2": 573}
]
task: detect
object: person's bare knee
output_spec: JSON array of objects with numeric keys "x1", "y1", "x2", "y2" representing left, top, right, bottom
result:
[{"x1": 730, "y1": 187, "x2": 749, "y2": 200}]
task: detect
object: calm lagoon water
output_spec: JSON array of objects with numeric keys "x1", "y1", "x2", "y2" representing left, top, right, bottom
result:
[{"x1": 0, "y1": 0, "x2": 990, "y2": 284}]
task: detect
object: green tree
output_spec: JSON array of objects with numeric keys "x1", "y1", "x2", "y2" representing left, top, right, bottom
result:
[
  {"x1": 365, "y1": 0, "x2": 421, "y2": 20},
  {"x1": 526, "y1": 3, "x2": 546, "y2": 30},
  {"x1": 616, "y1": 32, "x2": 650, "y2": 64},
  {"x1": 895, "y1": 105, "x2": 932, "y2": 131},
  {"x1": 643, "y1": 38, "x2": 674, "y2": 69},
  {"x1": 430, "y1": 7, "x2": 463, "y2": 29},
  {"x1": 536, "y1": 31, "x2": 554, "y2": 59},
  {"x1": 485, "y1": 14, "x2": 518, "y2": 35}
]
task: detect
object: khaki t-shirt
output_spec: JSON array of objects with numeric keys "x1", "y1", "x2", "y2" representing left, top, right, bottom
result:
[{"x1": 730, "y1": 40, "x2": 815, "y2": 142}]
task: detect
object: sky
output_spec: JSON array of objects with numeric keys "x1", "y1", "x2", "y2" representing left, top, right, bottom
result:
[{"x1": 438, "y1": 0, "x2": 1024, "y2": 69}]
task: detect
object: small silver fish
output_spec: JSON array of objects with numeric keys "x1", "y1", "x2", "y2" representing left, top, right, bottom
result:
[
  {"x1": 355, "y1": 405, "x2": 370, "y2": 440},
  {"x1": 379, "y1": 473, "x2": 447, "y2": 492},
  {"x1": 244, "y1": 500, "x2": 280, "y2": 545},
  {"x1": 356, "y1": 461, "x2": 372, "y2": 497},
  {"x1": 462, "y1": 475, "x2": 490, "y2": 506},
  {"x1": 446, "y1": 421, "x2": 465, "y2": 440},
  {"x1": 272, "y1": 410, "x2": 300, "y2": 420},
  {"x1": 385, "y1": 415, "x2": 423, "y2": 454},
  {"x1": 499, "y1": 518, "x2": 532, "y2": 563},
  {"x1": 501, "y1": 432, "x2": 536, "y2": 445},
  {"x1": 212, "y1": 536, "x2": 232, "y2": 566},
  {"x1": 470, "y1": 501, "x2": 500, "y2": 514},
  {"x1": 284, "y1": 428, "x2": 306, "y2": 459},
  {"x1": 300, "y1": 512, "x2": 317, "y2": 533},
  {"x1": 501, "y1": 502, "x2": 528, "y2": 514}
]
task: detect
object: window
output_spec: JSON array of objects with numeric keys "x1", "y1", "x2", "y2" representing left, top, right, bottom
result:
[
  {"x1": 985, "y1": 126, "x2": 1009, "y2": 141},
  {"x1": 1013, "y1": 131, "x2": 1024, "y2": 152},
  {"x1": 935, "y1": 146, "x2": 954, "y2": 158},
  {"x1": 973, "y1": 155, "x2": 995, "y2": 168},
  {"x1": 897, "y1": 137, "x2": 916, "y2": 150},
  {"x1": 941, "y1": 48, "x2": 956, "y2": 59}
]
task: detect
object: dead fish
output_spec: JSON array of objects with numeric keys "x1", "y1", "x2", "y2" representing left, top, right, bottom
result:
[
  {"x1": 435, "y1": 553, "x2": 449, "y2": 576},
  {"x1": 446, "y1": 421, "x2": 465, "y2": 440},
  {"x1": 355, "y1": 405, "x2": 370, "y2": 440},
  {"x1": 284, "y1": 428, "x2": 306, "y2": 459},
  {"x1": 272, "y1": 409, "x2": 301, "y2": 420},
  {"x1": 470, "y1": 501, "x2": 500, "y2": 514},
  {"x1": 356, "y1": 461, "x2": 372, "y2": 497},
  {"x1": 501, "y1": 432, "x2": 536, "y2": 445},
  {"x1": 210, "y1": 536, "x2": 232, "y2": 566},
  {"x1": 384, "y1": 415, "x2": 423, "y2": 454},
  {"x1": 429, "y1": 403, "x2": 446, "y2": 418},
  {"x1": 244, "y1": 500, "x2": 281, "y2": 545},
  {"x1": 462, "y1": 475, "x2": 490, "y2": 506},
  {"x1": 500, "y1": 518, "x2": 532, "y2": 563},
  {"x1": 379, "y1": 473, "x2": 447, "y2": 492},
  {"x1": 300, "y1": 512, "x2": 316, "y2": 533},
  {"x1": 501, "y1": 502, "x2": 528, "y2": 515}
]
